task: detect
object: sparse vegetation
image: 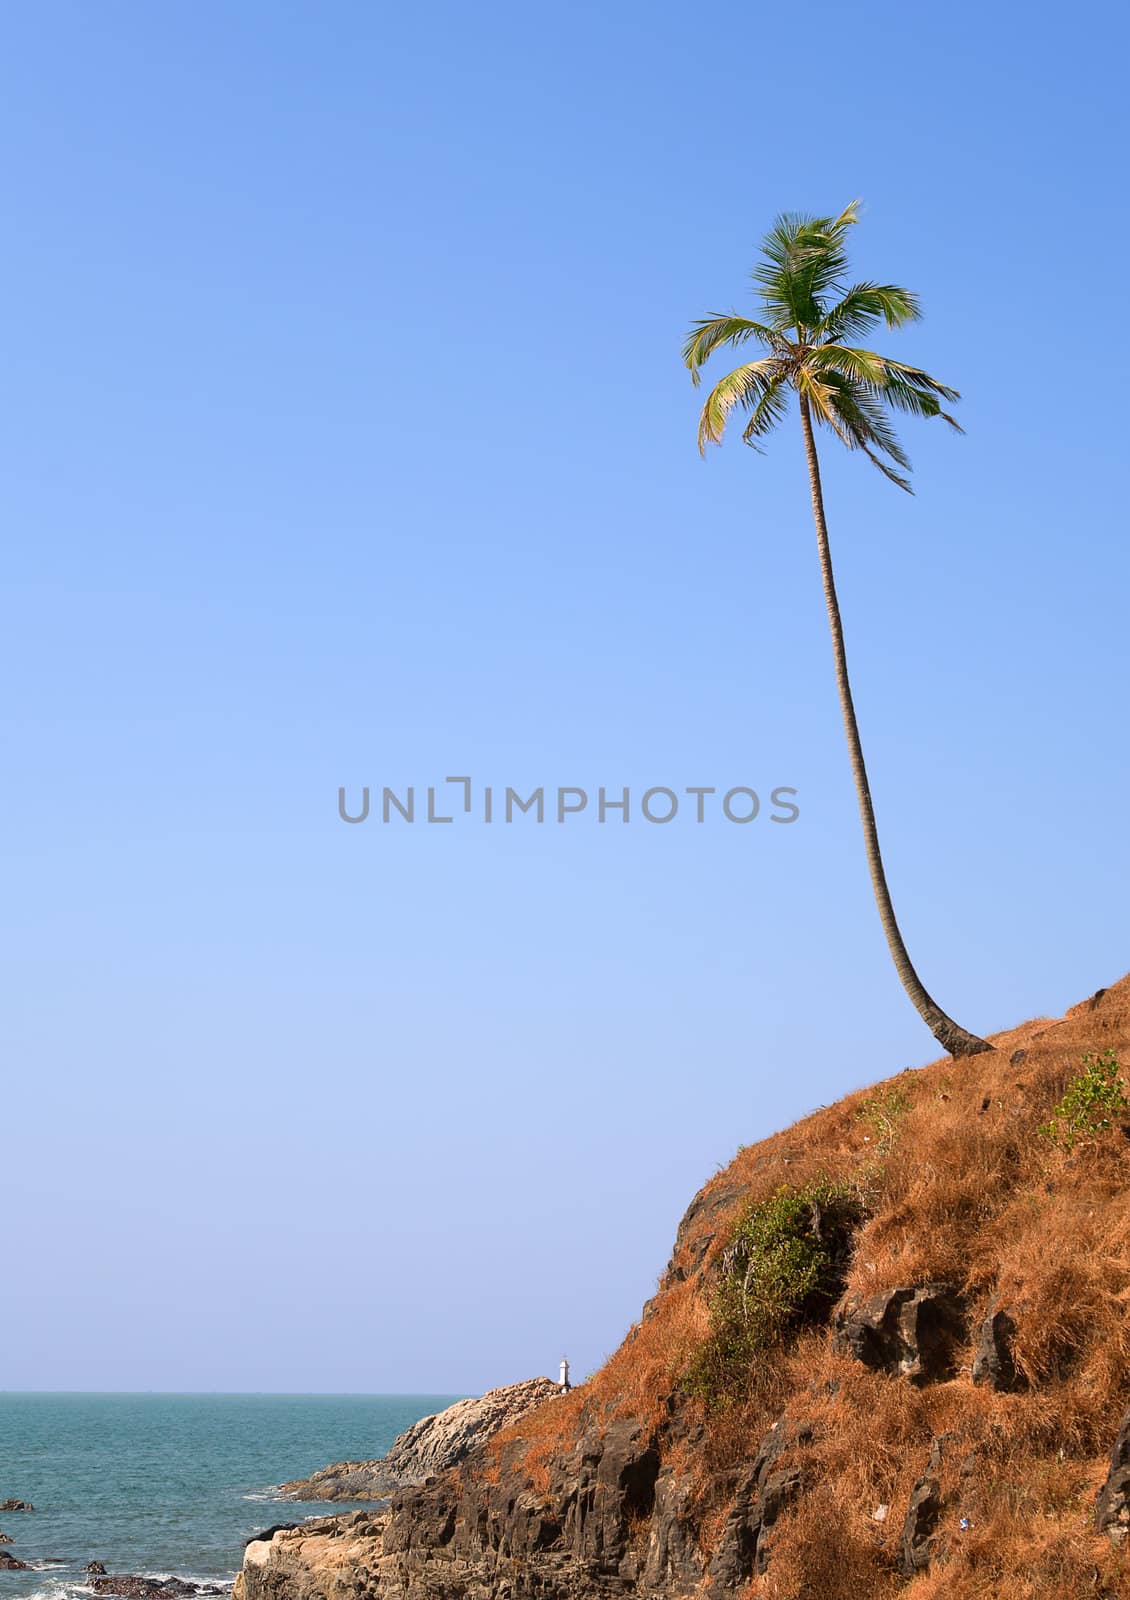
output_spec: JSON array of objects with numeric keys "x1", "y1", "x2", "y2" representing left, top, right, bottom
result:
[
  {"x1": 855, "y1": 1083, "x2": 911, "y2": 1153},
  {"x1": 685, "y1": 1180, "x2": 864, "y2": 1409},
  {"x1": 1040, "y1": 1050, "x2": 1127, "y2": 1149}
]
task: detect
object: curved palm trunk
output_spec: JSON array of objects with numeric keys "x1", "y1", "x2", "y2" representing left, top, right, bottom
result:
[{"x1": 798, "y1": 395, "x2": 990, "y2": 1059}]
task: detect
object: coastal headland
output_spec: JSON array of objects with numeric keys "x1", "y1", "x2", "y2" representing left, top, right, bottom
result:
[{"x1": 232, "y1": 976, "x2": 1130, "y2": 1597}]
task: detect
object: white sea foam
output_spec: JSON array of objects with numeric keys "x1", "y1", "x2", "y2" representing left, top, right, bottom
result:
[
  {"x1": 118, "y1": 1576, "x2": 234, "y2": 1591},
  {"x1": 17, "y1": 1581, "x2": 87, "y2": 1600},
  {"x1": 13, "y1": 1577, "x2": 232, "y2": 1597}
]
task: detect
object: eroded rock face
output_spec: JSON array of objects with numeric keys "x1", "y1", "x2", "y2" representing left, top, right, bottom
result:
[
  {"x1": 646, "y1": 1176, "x2": 749, "y2": 1314},
  {"x1": 0, "y1": 1551, "x2": 30, "y2": 1571},
  {"x1": 707, "y1": 1418, "x2": 812, "y2": 1588},
  {"x1": 972, "y1": 1303, "x2": 1026, "y2": 1393},
  {"x1": 281, "y1": 1380, "x2": 561, "y2": 1502},
  {"x1": 640, "y1": 1471, "x2": 703, "y2": 1595},
  {"x1": 237, "y1": 1421, "x2": 666, "y2": 1600},
  {"x1": 237, "y1": 1404, "x2": 821, "y2": 1600},
  {"x1": 0, "y1": 1500, "x2": 33, "y2": 1513},
  {"x1": 238, "y1": 1515, "x2": 384, "y2": 1600},
  {"x1": 899, "y1": 1471, "x2": 942, "y2": 1576},
  {"x1": 833, "y1": 1284, "x2": 965, "y2": 1384},
  {"x1": 1096, "y1": 1406, "x2": 1130, "y2": 1542}
]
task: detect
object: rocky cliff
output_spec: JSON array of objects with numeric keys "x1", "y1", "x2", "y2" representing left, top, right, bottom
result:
[
  {"x1": 281, "y1": 1381, "x2": 561, "y2": 1501},
  {"x1": 237, "y1": 978, "x2": 1130, "y2": 1599}
]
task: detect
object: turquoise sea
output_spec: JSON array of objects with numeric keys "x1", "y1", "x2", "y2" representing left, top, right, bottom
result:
[{"x1": 0, "y1": 1394, "x2": 462, "y2": 1600}]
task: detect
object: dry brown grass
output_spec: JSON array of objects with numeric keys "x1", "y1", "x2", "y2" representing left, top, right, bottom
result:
[
  {"x1": 485, "y1": 976, "x2": 1130, "y2": 1596},
  {"x1": 761, "y1": 1481, "x2": 904, "y2": 1600}
]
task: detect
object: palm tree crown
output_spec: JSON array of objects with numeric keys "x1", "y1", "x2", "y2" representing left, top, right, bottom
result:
[{"x1": 683, "y1": 200, "x2": 960, "y2": 489}]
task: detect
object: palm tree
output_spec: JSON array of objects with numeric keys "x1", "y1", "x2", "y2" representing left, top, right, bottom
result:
[{"x1": 684, "y1": 201, "x2": 989, "y2": 1058}]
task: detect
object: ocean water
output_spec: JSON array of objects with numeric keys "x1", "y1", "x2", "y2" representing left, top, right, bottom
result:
[{"x1": 0, "y1": 1394, "x2": 462, "y2": 1600}]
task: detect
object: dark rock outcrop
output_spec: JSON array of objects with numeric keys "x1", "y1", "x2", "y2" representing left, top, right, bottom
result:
[
  {"x1": 833, "y1": 1283, "x2": 965, "y2": 1383},
  {"x1": 899, "y1": 1472, "x2": 942, "y2": 1575},
  {"x1": 0, "y1": 1531, "x2": 12, "y2": 1545},
  {"x1": 643, "y1": 1176, "x2": 748, "y2": 1319},
  {"x1": 707, "y1": 1418, "x2": 812, "y2": 1587},
  {"x1": 90, "y1": 1578, "x2": 224, "y2": 1598},
  {"x1": 238, "y1": 1420, "x2": 665, "y2": 1600},
  {"x1": 1097, "y1": 1405, "x2": 1130, "y2": 1542},
  {"x1": 246, "y1": 1526, "x2": 300, "y2": 1548},
  {"x1": 640, "y1": 1470, "x2": 703, "y2": 1594},
  {"x1": 0, "y1": 1500, "x2": 33, "y2": 1513},
  {"x1": 0, "y1": 1552, "x2": 30, "y2": 1571},
  {"x1": 281, "y1": 1379, "x2": 560, "y2": 1501},
  {"x1": 972, "y1": 1303, "x2": 1026, "y2": 1392}
]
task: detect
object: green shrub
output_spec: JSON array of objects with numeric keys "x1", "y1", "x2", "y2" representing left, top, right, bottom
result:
[
  {"x1": 685, "y1": 1180, "x2": 864, "y2": 1410},
  {"x1": 1040, "y1": 1050, "x2": 1128, "y2": 1150}
]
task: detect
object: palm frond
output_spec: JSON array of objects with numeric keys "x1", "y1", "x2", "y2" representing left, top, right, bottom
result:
[
  {"x1": 697, "y1": 359, "x2": 786, "y2": 454},
  {"x1": 844, "y1": 383, "x2": 914, "y2": 471},
  {"x1": 806, "y1": 344, "x2": 888, "y2": 385},
  {"x1": 871, "y1": 357, "x2": 959, "y2": 403},
  {"x1": 753, "y1": 201, "x2": 860, "y2": 332},
  {"x1": 871, "y1": 381, "x2": 963, "y2": 432},
  {"x1": 862, "y1": 358, "x2": 963, "y2": 433},
  {"x1": 810, "y1": 348, "x2": 963, "y2": 434},
  {"x1": 797, "y1": 371, "x2": 859, "y2": 457},
  {"x1": 682, "y1": 315, "x2": 777, "y2": 385},
  {"x1": 741, "y1": 374, "x2": 791, "y2": 448},
  {"x1": 817, "y1": 282, "x2": 921, "y2": 339},
  {"x1": 803, "y1": 369, "x2": 915, "y2": 490}
]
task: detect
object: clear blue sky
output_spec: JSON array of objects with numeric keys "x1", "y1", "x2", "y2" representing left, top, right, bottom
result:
[{"x1": 2, "y1": 0, "x2": 1128, "y2": 1394}]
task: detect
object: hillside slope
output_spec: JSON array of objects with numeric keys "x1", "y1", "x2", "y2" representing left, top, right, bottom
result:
[{"x1": 237, "y1": 977, "x2": 1130, "y2": 1598}]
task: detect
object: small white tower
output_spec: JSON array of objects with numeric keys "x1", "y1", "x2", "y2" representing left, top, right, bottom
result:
[{"x1": 559, "y1": 1356, "x2": 571, "y2": 1392}]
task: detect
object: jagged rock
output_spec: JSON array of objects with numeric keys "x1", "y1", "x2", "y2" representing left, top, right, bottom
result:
[
  {"x1": 972, "y1": 1303, "x2": 1026, "y2": 1392},
  {"x1": 652, "y1": 1175, "x2": 750, "y2": 1304},
  {"x1": 753, "y1": 1469, "x2": 803, "y2": 1571},
  {"x1": 0, "y1": 1551, "x2": 30, "y2": 1570},
  {"x1": 0, "y1": 1531, "x2": 12, "y2": 1545},
  {"x1": 896, "y1": 1440, "x2": 941, "y2": 1574},
  {"x1": 245, "y1": 1526, "x2": 299, "y2": 1548},
  {"x1": 90, "y1": 1579, "x2": 223, "y2": 1598},
  {"x1": 86, "y1": 1562, "x2": 108, "y2": 1575},
  {"x1": 550, "y1": 1417, "x2": 660, "y2": 1573},
  {"x1": 707, "y1": 1419, "x2": 812, "y2": 1586},
  {"x1": 281, "y1": 1378, "x2": 560, "y2": 1501},
  {"x1": 833, "y1": 1284, "x2": 965, "y2": 1383},
  {"x1": 238, "y1": 1517, "x2": 384, "y2": 1600},
  {"x1": 0, "y1": 1500, "x2": 33, "y2": 1513},
  {"x1": 899, "y1": 1473, "x2": 942, "y2": 1575},
  {"x1": 1096, "y1": 1405, "x2": 1130, "y2": 1542},
  {"x1": 237, "y1": 1420, "x2": 662, "y2": 1600},
  {"x1": 641, "y1": 1470, "x2": 704, "y2": 1594}
]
